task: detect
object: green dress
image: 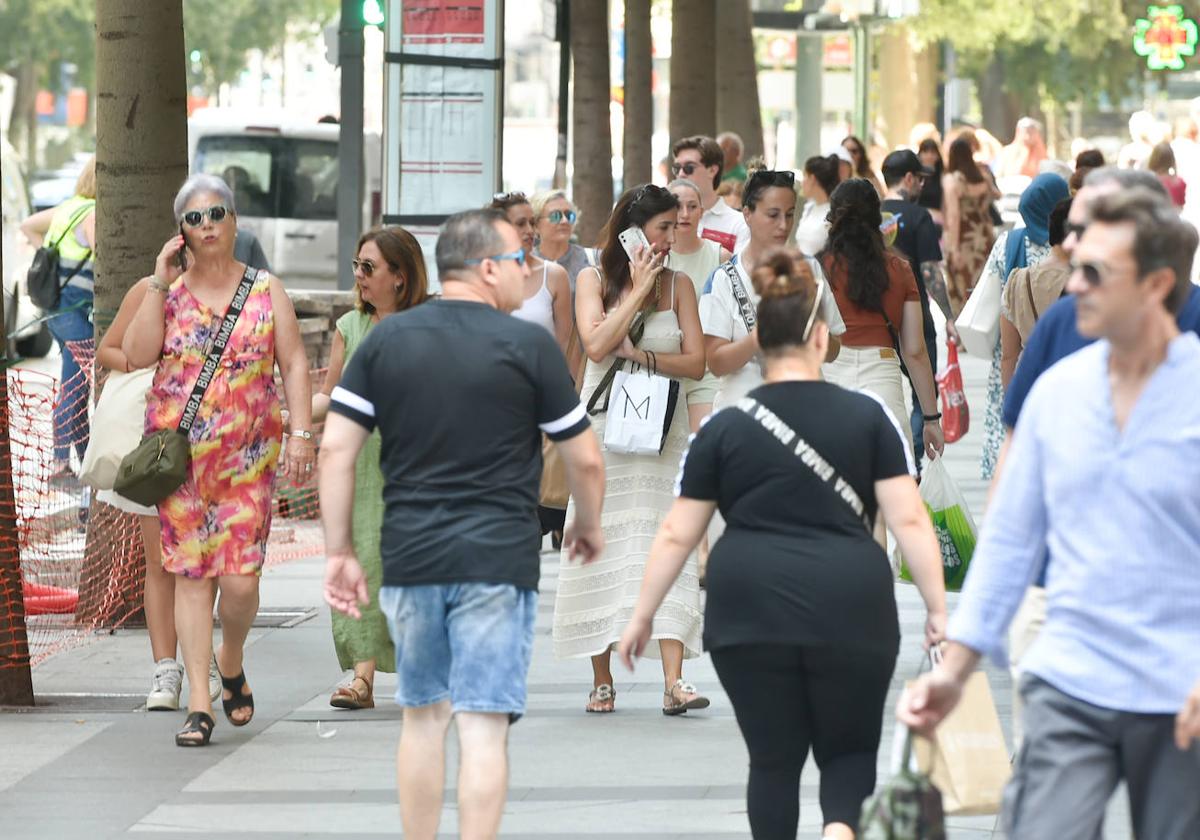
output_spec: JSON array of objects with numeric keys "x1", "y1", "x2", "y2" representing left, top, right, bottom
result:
[{"x1": 331, "y1": 310, "x2": 395, "y2": 672}]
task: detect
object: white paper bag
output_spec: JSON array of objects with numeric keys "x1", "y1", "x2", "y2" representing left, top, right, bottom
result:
[
  {"x1": 603, "y1": 367, "x2": 670, "y2": 455},
  {"x1": 79, "y1": 367, "x2": 155, "y2": 490},
  {"x1": 955, "y1": 264, "x2": 1002, "y2": 358}
]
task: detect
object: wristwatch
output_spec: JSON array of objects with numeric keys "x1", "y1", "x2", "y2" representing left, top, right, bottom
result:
[{"x1": 291, "y1": 429, "x2": 315, "y2": 441}]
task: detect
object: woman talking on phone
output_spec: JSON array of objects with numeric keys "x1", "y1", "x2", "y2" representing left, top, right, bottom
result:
[
  {"x1": 123, "y1": 174, "x2": 314, "y2": 747},
  {"x1": 551, "y1": 184, "x2": 708, "y2": 716}
]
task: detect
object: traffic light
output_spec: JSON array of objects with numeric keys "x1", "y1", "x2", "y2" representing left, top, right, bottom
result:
[{"x1": 362, "y1": 0, "x2": 384, "y2": 26}]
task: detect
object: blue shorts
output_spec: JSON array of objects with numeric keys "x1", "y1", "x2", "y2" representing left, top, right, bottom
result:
[{"x1": 379, "y1": 583, "x2": 537, "y2": 721}]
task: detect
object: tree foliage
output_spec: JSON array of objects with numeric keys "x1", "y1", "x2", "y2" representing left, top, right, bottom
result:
[
  {"x1": 183, "y1": 0, "x2": 340, "y2": 91},
  {"x1": 0, "y1": 0, "x2": 95, "y2": 88}
]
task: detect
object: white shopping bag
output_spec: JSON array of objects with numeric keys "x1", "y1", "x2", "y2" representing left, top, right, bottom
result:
[
  {"x1": 603, "y1": 367, "x2": 672, "y2": 455},
  {"x1": 955, "y1": 263, "x2": 1002, "y2": 358},
  {"x1": 79, "y1": 367, "x2": 156, "y2": 490}
]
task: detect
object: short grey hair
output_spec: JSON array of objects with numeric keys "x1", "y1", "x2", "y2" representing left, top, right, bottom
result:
[
  {"x1": 174, "y1": 173, "x2": 237, "y2": 221},
  {"x1": 436, "y1": 208, "x2": 509, "y2": 275},
  {"x1": 1083, "y1": 166, "x2": 1169, "y2": 199},
  {"x1": 667, "y1": 178, "x2": 704, "y2": 203},
  {"x1": 716, "y1": 131, "x2": 744, "y2": 155}
]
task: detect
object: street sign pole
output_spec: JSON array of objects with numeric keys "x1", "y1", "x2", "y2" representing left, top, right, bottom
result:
[{"x1": 337, "y1": 0, "x2": 366, "y2": 292}]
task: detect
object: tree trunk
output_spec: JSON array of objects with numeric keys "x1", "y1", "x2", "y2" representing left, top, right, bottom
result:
[
  {"x1": 78, "y1": 0, "x2": 188, "y2": 628},
  {"x1": 715, "y1": 0, "x2": 763, "y2": 160},
  {"x1": 978, "y1": 55, "x2": 1020, "y2": 143},
  {"x1": 622, "y1": 0, "x2": 653, "y2": 190},
  {"x1": 10, "y1": 61, "x2": 39, "y2": 169},
  {"x1": 570, "y1": 0, "x2": 614, "y2": 248},
  {"x1": 0, "y1": 152, "x2": 34, "y2": 706},
  {"x1": 669, "y1": 0, "x2": 716, "y2": 142}
]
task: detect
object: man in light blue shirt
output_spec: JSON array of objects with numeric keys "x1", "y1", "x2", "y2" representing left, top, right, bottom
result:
[{"x1": 900, "y1": 188, "x2": 1200, "y2": 839}]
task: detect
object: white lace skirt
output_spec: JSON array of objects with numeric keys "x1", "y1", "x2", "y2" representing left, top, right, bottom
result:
[{"x1": 552, "y1": 368, "x2": 703, "y2": 661}]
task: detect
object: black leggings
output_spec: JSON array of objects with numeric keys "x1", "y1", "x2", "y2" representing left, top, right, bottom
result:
[{"x1": 710, "y1": 643, "x2": 897, "y2": 838}]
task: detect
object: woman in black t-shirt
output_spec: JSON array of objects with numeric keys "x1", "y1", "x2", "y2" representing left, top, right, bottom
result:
[{"x1": 617, "y1": 248, "x2": 947, "y2": 840}]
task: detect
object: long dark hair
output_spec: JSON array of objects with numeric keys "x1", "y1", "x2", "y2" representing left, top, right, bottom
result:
[
  {"x1": 842, "y1": 135, "x2": 873, "y2": 178},
  {"x1": 596, "y1": 184, "x2": 680, "y2": 310},
  {"x1": 946, "y1": 138, "x2": 984, "y2": 184},
  {"x1": 820, "y1": 178, "x2": 889, "y2": 313}
]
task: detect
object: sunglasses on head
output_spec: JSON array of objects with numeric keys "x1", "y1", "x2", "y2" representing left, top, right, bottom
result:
[
  {"x1": 182, "y1": 205, "x2": 229, "y2": 227},
  {"x1": 547, "y1": 209, "x2": 577, "y2": 225},
  {"x1": 670, "y1": 161, "x2": 702, "y2": 176},
  {"x1": 493, "y1": 191, "x2": 527, "y2": 204},
  {"x1": 351, "y1": 258, "x2": 396, "y2": 277}
]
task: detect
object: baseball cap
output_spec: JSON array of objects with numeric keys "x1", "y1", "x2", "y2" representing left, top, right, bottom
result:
[
  {"x1": 829, "y1": 146, "x2": 855, "y2": 166},
  {"x1": 882, "y1": 149, "x2": 935, "y2": 179}
]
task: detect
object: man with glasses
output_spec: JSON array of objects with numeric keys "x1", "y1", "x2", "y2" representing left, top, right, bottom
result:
[
  {"x1": 671, "y1": 135, "x2": 750, "y2": 253},
  {"x1": 880, "y1": 149, "x2": 950, "y2": 474},
  {"x1": 319, "y1": 208, "x2": 606, "y2": 839},
  {"x1": 900, "y1": 188, "x2": 1200, "y2": 839}
]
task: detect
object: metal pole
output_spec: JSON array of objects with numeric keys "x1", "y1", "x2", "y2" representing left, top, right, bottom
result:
[
  {"x1": 337, "y1": 0, "x2": 366, "y2": 291},
  {"x1": 854, "y1": 24, "x2": 869, "y2": 141},
  {"x1": 794, "y1": 31, "x2": 822, "y2": 165}
]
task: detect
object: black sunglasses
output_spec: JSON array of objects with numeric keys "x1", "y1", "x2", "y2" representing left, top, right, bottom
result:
[
  {"x1": 1065, "y1": 221, "x2": 1087, "y2": 241},
  {"x1": 670, "y1": 161, "x2": 703, "y2": 176},
  {"x1": 1070, "y1": 259, "x2": 1105, "y2": 287},
  {"x1": 182, "y1": 205, "x2": 229, "y2": 227}
]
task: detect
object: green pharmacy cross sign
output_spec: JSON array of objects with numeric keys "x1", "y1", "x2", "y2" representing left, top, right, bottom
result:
[{"x1": 1134, "y1": 5, "x2": 1199, "y2": 71}]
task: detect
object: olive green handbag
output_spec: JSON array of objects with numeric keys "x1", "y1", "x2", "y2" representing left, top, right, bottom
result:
[{"x1": 113, "y1": 267, "x2": 257, "y2": 506}]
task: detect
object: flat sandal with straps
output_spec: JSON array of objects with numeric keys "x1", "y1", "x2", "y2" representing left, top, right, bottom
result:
[
  {"x1": 663, "y1": 679, "x2": 709, "y2": 716},
  {"x1": 586, "y1": 683, "x2": 616, "y2": 713}
]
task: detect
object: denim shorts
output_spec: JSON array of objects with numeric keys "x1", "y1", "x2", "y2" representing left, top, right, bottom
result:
[{"x1": 379, "y1": 583, "x2": 537, "y2": 721}]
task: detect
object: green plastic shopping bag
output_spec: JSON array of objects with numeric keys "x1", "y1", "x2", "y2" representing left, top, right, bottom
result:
[{"x1": 900, "y1": 457, "x2": 977, "y2": 592}]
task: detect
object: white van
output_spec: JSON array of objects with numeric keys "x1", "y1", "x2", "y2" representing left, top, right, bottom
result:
[{"x1": 188, "y1": 110, "x2": 381, "y2": 289}]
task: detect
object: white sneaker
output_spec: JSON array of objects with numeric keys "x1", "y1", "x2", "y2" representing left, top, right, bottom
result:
[
  {"x1": 146, "y1": 658, "x2": 183, "y2": 711},
  {"x1": 208, "y1": 653, "x2": 222, "y2": 702}
]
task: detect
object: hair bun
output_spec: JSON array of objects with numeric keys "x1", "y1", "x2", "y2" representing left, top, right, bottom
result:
[{"x1": 750, "y1": 247, "x2": 815, "y2": 299}]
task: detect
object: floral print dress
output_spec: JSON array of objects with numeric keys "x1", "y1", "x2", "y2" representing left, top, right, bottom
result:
[
  {"x1": 146, "y1": 270, "x2": 283, "y2": 578},
  {"x1": 979, "y1": 231, "x2": 1050, "y2": 481}
]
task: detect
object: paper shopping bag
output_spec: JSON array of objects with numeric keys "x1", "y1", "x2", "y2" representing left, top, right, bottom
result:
[
  {"x1": 602, "y1": 368, "x2": 676, "y2": 455},
  {"x1": 911, "y1": 671, "x2": 1011, "y2": 815}
]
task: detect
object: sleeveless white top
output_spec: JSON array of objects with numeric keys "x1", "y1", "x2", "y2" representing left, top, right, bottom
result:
[{"x1": 513, "y1": 263, "x2": 556, "y2": 336}]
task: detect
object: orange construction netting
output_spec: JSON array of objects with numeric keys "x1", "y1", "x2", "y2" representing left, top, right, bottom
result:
[{"x1": 0, "y1": 339, "x2": 325, "y2": 671}]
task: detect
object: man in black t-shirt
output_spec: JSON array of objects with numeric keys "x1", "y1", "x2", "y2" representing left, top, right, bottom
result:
[
  {"x1": 881, "y1": 150, "x2": 957, "y2": 472},
  {"x1": 320, "y1": 208, "x2": 605, "y2": 838}
]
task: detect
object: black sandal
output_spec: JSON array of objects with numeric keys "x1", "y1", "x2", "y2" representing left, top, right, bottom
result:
[
  {"x1": 220, "y1": 669, "x2": 255, "y2": 727},
  {"x1": 175, "y1": 711, "x2": 215, "y2": 747}
]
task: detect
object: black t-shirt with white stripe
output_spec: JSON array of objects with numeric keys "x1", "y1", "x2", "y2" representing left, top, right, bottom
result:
[
  {"x1": 330, "y1": 299, "x2": 589, "y2": 590},
  {"x1": 677, "y1": 380, "x2": 914, "y2": 651}
]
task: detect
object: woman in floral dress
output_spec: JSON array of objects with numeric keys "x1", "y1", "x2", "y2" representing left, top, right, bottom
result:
[{"x1": 123, "y1": 174, "x2": 315, "y2": 747}]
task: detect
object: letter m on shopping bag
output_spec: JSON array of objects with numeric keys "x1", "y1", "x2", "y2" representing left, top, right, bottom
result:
[{"x1": 603, "y1": 369, "x2": 670, "y2": 455}]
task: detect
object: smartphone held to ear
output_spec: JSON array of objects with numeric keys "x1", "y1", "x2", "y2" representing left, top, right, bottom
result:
[
  {"x1": 618, "y1": 225, "x2": 652, "y2": 261},
  {"x1": 176, "y1": 225, "x2": 188, "y2": 271}
]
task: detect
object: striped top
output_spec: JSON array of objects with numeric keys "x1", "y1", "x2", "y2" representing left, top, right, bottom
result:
[{"x1": 949, "y1": 333, "x2": 1200, "y2": 713}]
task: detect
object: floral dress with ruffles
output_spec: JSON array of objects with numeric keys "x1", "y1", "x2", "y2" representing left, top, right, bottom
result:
[{"x1": 146, "y1": 270, "x2": 283, "y2": 578}]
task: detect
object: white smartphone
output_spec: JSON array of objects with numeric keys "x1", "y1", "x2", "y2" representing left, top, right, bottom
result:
[{"x1": 618, "y1": 225, "x2": 652, "y2": 261}]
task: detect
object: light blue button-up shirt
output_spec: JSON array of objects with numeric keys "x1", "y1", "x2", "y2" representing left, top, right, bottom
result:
[{"x1": 948, "y1": 333, "x2": 1200, "y2": 714}]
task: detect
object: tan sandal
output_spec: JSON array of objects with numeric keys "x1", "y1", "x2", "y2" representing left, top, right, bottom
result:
[
  {"x1": 663, "y1": 679, "x2": 709, "y2": 716},
  {"x1": 330, "y1": 675, "x2": 374, "y2": 710},
  {"x1": 586, "y1": 683, "x2": 616, "y2": 713}
]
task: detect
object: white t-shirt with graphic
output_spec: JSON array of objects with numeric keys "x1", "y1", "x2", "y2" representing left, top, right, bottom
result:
[{"x1": 699, "y1": 198, "x2": 750, "y2": 254}]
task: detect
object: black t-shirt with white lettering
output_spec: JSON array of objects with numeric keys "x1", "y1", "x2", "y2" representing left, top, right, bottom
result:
[
  {"x1": 331, "y1": 299, "x2": 589, "y2": 591},
  {"x1": 678, "y1": 381, "x2": 913, "y2": 651}
]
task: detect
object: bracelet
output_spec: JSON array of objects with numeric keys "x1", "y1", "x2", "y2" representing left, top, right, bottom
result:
[
  {"x1": 146, "y1": 276, "x2": 168, "y2": 293},
  {"x1": 923, "y1": 412, "x2": 942, "y2": 422},
  {"x1": 290, "y1": 429, "x2": 315, "y2": 441}
]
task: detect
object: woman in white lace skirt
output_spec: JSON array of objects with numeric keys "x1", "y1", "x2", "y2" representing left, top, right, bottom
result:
[{"x1": 552, "y1": 184, "x2": 708, "y2": 715}]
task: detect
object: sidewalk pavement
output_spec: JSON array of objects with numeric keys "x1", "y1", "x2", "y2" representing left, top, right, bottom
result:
[{"x1": 0, "y1": 343, "x2": 1134, "y2": 839}]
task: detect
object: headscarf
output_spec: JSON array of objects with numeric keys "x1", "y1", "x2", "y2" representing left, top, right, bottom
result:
[{"x1": 1005, "y1": 172, "x2": 1069, "y2": 278}]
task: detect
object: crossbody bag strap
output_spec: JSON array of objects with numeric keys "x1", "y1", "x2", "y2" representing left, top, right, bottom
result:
[
  {"x1": 733, "y1": 396, "x2": 872, "y2": 533},
  {"x1": 176, "y1": 266, "x2": 258, "y2": 434},
  {"x1": 51, "y1": 202, "x2": 95, "y2": 252},
  {"x1": 724, "y1": 260, "x2": 757, "y2": 333}
]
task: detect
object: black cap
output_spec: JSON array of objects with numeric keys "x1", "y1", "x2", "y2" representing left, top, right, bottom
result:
[{"x1": 882, "y1": 149, "x2": 935, "y2": 180}]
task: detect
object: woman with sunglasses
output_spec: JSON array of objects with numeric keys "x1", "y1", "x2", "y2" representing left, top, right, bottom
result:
[
  {"x1": 841, "y1": 135, "x2": 885, "y2": 197},
  {"x1": 311, "y1": 226, "x2": 429, "y2": 711},
  {"x1": 123, "y1": 174, "x2": 315, "y2": 747},
  {"x1": 702, "y1": 166, "x2": 845, "y2": 413},
  {"x1": 818, "y1": 179, "x2": 944, "y2": 503},
  {"x1": 491, "y1": 192, "x2": 577, "y2": 544},
  {"x1": 530, "y1": 190, "x2": 590, "y2": 293},
  {"x1": 618, "y1": 249, "x2": 946, "y2": 840},
  {"x1": 552, "y1": 183, "x2": 709, "y2": 716}
]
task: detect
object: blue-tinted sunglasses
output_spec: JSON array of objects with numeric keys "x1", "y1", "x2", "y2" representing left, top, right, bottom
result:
[{"x1": 464, "y1": 248, "x2": 526, "y2": 267}]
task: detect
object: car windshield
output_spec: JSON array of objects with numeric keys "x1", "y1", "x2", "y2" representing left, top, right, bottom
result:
[{"x1": 194, "y1": 134, "x2": 338, "y2": 221}]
